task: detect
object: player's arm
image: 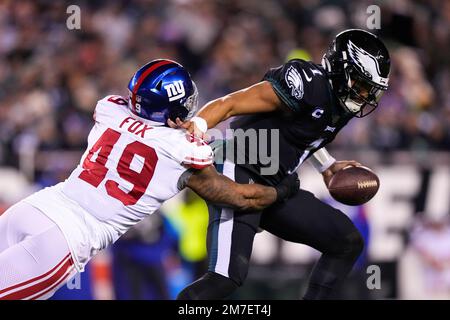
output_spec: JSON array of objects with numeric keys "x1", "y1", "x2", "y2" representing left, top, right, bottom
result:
[
  {"x1": 169, "y1": 81, "x2": 283, "y2": 133},
  {"x1": 182, "y1": 166, "x2": 299, "y2": 211},
  {"x1": 199, "y1": 81, "x2": 282, "y2": 127}
]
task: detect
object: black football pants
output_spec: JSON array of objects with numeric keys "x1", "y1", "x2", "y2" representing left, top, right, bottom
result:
[{"x1": 177, "y1": 160, "x2": 364, "y2": 300}]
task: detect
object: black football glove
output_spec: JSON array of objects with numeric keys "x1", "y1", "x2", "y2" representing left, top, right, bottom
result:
[{"x1": 275, "y1": 173, "x2": 300, "y2": 202}]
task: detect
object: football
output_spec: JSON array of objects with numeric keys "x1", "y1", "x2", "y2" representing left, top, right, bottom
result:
[{"x1": 328, "y1": 166, "x2": 380, "y2": 206}]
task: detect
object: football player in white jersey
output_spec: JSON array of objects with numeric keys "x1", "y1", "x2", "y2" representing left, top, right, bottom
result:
[{"x1": 0, "y1": 59, "x2": 299, "y2": 300}]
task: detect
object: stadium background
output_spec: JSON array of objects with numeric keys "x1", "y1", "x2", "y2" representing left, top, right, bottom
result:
[{"x1": 0, "y1": 0, "x2": 449, "y2": 299}]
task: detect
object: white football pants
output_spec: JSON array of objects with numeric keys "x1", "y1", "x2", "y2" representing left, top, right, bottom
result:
[{"x1": 0, "y1": 201, "x2": 77, "y2": 300}]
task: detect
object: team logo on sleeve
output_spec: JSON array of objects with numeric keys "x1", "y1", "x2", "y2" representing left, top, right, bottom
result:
[{"x1": 285, "y1": 66, "x2": 304, "y2": 100}]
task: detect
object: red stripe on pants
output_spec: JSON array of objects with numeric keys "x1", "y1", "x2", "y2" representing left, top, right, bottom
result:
[
  {"x1": 31, "y1": 265, "x2": 75, "y2": 300},
  {"x1": 0, "y1": 254, "x2": 74, "y2": 300}
]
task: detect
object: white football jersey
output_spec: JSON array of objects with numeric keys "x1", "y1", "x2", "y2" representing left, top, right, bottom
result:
[{"x1": 24, "y1": 95, "x2": 213, "y2": 271}]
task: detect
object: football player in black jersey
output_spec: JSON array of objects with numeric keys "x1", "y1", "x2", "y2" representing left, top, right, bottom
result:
[{"x1": 173, "y1": 29, "x2": 391, "y2": 300}]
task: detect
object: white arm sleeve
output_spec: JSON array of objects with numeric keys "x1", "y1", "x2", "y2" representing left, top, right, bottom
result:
[{"x1": 308, "y1": 148, "x2": 336, "y2": 173}]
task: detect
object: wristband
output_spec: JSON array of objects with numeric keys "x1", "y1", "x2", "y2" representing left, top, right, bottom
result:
[
  {"x1": 308, "y1": 148, "x2": 336, "y2": 173},
  {"x1": 190, "y1": 116, "x2": 208, "y2": 133}
]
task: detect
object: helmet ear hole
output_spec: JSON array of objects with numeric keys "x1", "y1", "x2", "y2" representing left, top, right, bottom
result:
[{"x1": 156, "y1": 80, "x2": 163, "y2": 91}]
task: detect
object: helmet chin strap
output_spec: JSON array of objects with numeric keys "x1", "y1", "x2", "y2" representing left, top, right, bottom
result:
[
  {"x1": 344, "y1": 72, "x2": 362, "y2": 113},
  {"x1": 344, "y1": 98, "x2": 362, "y2": 113}
]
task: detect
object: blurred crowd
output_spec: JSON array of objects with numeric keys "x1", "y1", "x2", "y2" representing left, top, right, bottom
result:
[{"x1": 0, "y1": 0, "x2": 449, "y2": 176}]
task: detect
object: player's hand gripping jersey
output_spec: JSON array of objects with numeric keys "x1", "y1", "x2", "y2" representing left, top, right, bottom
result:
[{"x1": 24, "y1": 96, "x2": 213, "y2": 271}]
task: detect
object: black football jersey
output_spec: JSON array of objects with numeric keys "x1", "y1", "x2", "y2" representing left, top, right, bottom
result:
[{"x1": 227, "y1": 59, "x2": 353, "y2": 186}]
